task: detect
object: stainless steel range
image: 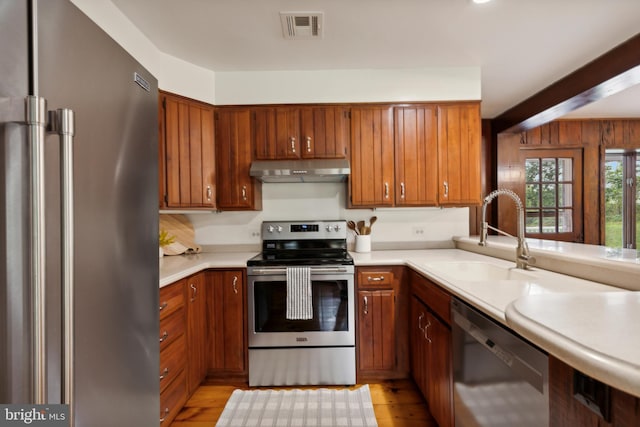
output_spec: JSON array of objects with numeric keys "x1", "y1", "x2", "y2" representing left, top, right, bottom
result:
[{"x1": 247, "y1": 220, "x2": 355, "y2": 386}]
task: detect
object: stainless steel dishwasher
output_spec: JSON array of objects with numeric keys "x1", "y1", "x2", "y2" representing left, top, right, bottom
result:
[{"x1": 451, "y1": 298, "x2": 549, "y2": 427}]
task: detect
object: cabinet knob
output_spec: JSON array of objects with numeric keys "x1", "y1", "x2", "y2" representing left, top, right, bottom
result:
[
  {"x1": 306, "y1": 136, "x2": 312, "y2": 153},
  {"x1": 159, "y1": 367, "x2": 169, "y2": 380},
  {"x1": 400, "y1": 182, "x2": 405, "y2": 199},
  {"x1": 384, "y1": 182, "x2": 389, "y2": 199},
  {"x1": 159, "y1": 331, "x2": 168, "y2": 343},
  {"x1": 160, "y1": 407, "x2": 169, "y2": 423},
  {"x1": 241, "y1": 185, "x2": 247, "y2": 201},
  {"x1": 159, "y1": 302, "x2": 168, "y2": 311},
  {"x1": 443, "y1": 181, "x2": 449, "y2": 198},
  {"x1": 290, "y1": 137, "x2": 296, "y2": 153},
  {"x1": 232, "y1": 276, "x2": 238, "y2": 294},
  {"x1": 363, "y1": 295, "x2": 368, "y2": 315},
  {"x1": 206, "y1": 185, "x2": 212, "y2": 201}
]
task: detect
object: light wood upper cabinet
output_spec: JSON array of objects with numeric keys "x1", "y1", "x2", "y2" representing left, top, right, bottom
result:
[
  {"x1": 349, "y1": 106, "x2": 395, "y2": 207},
  {"x1": 394, "y1": 106, "x2": 439, "y2": 206},
  {"x1": 300, "y1": 106, "x2": 350, "y2": 158},
  {"x1": 160, "y1": 91, "x2": 216, "y2": 209},
  {"x1": 215, "y1": 108, "x2": 262, "y2": 210},
  {"x1": 437, "y1": 102, "x2": 482, "y2": 205}
]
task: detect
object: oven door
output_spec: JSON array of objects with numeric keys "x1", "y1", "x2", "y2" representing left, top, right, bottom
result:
[{"x1": 247, "y1": 266, "x2": 355, "y2": 348}]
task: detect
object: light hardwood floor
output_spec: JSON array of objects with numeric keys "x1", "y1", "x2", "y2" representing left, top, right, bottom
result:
[{"x1": 169, "y1": 379, "x2": 437, "y2": 427}]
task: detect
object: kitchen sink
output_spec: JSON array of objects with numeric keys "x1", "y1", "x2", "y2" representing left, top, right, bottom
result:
[{"x1": 422, "y1": 261, "x2": 537, "y2": 282}]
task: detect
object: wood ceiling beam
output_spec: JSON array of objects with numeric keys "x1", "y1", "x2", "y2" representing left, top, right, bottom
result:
[{"x1": 493, "y1": 33, "x2": 640, "y2": 134}]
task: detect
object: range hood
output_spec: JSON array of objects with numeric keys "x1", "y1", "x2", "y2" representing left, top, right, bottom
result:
[{"x1": 249, "y1": 159, "x2": 350, "y2": 183}]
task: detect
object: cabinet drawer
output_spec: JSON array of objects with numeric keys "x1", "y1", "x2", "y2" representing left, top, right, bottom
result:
[
  {"x1": 159, "y1": 307, "x2": 185, "y2": 352},
  {"x1": 358, "y1": 269, "x2": 394, "y2": 287},
  {"x1": 159, "y1": 280, "x2": 185, "y2": 320},
  {"x1": 160, "y1": 369, "x2": 187, "y2": 426},
  {"x1": 159, "y1": 333, "x2": 186, "y2": 393},
  {"x1": 424, "y1": 280, "x2": 451, "y2": 325}
]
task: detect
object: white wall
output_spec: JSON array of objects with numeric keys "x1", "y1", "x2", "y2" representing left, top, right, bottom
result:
[
  {"x1": 70, "y1": 0, "x2": 216, "y2": 104},
  {"x1": 215, "y1": 68, "x2": 480, "y2": 105},
  {"x1": 186, "y1": 183, "x2": 469, "y2": 249}
]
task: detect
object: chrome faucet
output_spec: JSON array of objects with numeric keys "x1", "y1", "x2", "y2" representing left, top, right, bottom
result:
[{"x1": 479, "y1": 189, "x2": 534, "y2": 269}]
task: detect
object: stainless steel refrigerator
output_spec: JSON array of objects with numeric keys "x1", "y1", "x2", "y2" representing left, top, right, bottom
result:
[{"x1": 1, "y1": 1, "x2": 159, "y2": 426}]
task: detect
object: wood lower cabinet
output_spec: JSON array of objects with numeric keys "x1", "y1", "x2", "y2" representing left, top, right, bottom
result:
[
  {"x1": 549, "y1": 356, "x2": 640, "y2": 426},
  {"x1": 207, "y1": 269, "x2": 247, "y2": 379},
  {"x1": 437, "y1": 102, "x2": 482, "y2": 206},
  {"x1": 186, "y1": 272, "x2": 207, "y2": 395},
  {"x1": 160, "y1": 91, "x2": 216, "y2": 209},
  {"x1": 410, "y1": 271, "x2": 454, "y2": 427},
  {"x1": 356, "y1": 266, "x2": 408, "y2": 380},
  {"x1": 159, "y1": 279, "x2": 187, "y2": 426},
  {"x1": 215, "y1": 107, "x2": 262, "y2": 210}
]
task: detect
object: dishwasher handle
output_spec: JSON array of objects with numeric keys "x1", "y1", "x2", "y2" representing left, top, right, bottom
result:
[{"x1": 451, "y1": 299, "x2": 547, "y2": 394}]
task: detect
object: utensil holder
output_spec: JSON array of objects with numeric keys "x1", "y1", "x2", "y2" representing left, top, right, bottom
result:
[{"x1": 355, "y1": 235, "x2": 371, "y2": 253}]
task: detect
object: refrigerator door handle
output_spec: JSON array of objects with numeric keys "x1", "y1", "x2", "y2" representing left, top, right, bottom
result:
[
  {"x1": 26, "y1": 96, "x2": 49, "y2": 404},
  {"x1": 49, "y1": 108, "x2": 76, "y2": 413}
]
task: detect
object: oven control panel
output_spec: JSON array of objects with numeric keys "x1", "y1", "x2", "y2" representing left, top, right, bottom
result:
[{"x1": 261, "y1": 220, "x2": 347, "y2": 240}]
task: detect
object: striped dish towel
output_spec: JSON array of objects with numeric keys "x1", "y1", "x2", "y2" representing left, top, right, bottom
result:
[{"x1": 286, "y1": 266, "x2": 312, "y2": 320}]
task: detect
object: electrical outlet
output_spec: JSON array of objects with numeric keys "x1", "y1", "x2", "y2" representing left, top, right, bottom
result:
[
  {"x1": 412, "y1": 226, "x2": 425, "y2": 236},
  {"x1": 250, "y1": 230, "x2": 260, "y2": 238}
]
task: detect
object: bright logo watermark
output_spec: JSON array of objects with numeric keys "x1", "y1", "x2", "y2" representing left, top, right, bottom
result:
[{"x1": 0, "y1": 405, "x2": 68, "y2": 427}]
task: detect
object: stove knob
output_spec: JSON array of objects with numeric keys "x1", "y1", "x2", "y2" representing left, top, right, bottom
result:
[
  {"x1": 267, "y1": 225, "x2": 275, "y2": 233},
  {"x1": 276, "y1": 226, "x2": 283, "y2": 233},
  {"x1": 325, "y1": 225, "x2": 333, "y2": 232},
  {"x1": 334, "y1": 224, "x2": 341, "y2": 232}
]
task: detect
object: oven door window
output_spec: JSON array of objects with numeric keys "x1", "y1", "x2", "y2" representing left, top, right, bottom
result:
[{"x1": 254, "y1": 279, "x2": 349, "y2": 332}]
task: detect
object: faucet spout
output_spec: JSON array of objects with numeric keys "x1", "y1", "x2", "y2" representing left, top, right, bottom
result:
[{"x1": 479, "y1": 189, "x2": 533, "y2": 269}]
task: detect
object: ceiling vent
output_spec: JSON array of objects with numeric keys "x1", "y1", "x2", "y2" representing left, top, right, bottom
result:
[{"x1": 280, "y1": 12, "x2": 323, "y2": 39}]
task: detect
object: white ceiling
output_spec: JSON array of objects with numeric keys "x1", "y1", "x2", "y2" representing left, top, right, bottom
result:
[{"x1": 112, "y1": 0, "x2": 640, "y2": 119}]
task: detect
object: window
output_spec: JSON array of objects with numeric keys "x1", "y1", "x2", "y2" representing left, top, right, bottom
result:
[
  {"x1": 522, "y1": 149, "x2": 583, "y2": 241},
  {"x1": 604, "y1": 150, "x2": 639, "y2": 249}
]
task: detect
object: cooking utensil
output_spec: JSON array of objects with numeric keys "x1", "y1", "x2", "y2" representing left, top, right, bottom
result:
[
  {"x1": 357, "y1": 220, "x2": 365, "y2": 235},
  {"x1": 369, "y1": 216, "x2": 377, "y2": 227},
  {"x1": 347, "y1": 220, "x2": 359, "y2": 235}
]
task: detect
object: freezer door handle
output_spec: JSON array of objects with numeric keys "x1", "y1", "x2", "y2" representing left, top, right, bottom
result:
[{"x1": 49, "y1": 108, "x2": 76, "y2": 410}]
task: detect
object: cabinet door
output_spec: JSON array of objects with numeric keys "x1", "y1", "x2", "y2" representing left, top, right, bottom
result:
[
  {"x1": 395, "y1": 106, "x2": 439, "y2": 206},
  {"x1": 300, "y1": 106, "x2": 349, "y2": 159},
  {"x1": 426, "y1": 312, "x2": 453, "y2": 427},
  {"x1": 162, "y1": 93, "x2": 216, "y2": 208},
  {"x1": 252, "y1": 107, "x2": 300, "y2": 159},
  {"x1": 350, "y1": 106, "x2": 395, "y2": 207},
  {"x1": 358, "y1": 290, "x2": 396, "y2": 372},
  {"x1": 186, "y1": 272, "x2": 207, "y2": 395},
  {"x1": 209, "y1": 270, "x2": 246, "y2": 375},
  {"x1": 437, "y1": 103, "x2": 482, "y2": 205},
  {"x1": 410, "y1": 296, "x2": 428, "y2": 398},
  {"x1": 215, "y1": 108, "x2": 262, "y2": 210}
]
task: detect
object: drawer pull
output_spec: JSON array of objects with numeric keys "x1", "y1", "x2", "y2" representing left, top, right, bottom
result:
[
  {"x1": 290, "y1": 137, "x2": 296, "y2": 153},
  {"x1": 159, "y1": 302, "x2": 168, "y2": 311},
  {"x1": 159, "y1": 331, "x2": 168, "y2": 343},
  {"x1": 159, "y1": 367, "x2": 169, "y2": 380},
  {"x1": 367, "y1": 276, "x2": 385, "y2": 282},
  {"x1": 160, "y1": 407, "x2": 169, "y2": 423},
  {"x1": 363, "y1": 296, "x2": 368, "y2": 315},
  {"x1": 232, "y1": 276, "x2": 238, "y2": 294}
]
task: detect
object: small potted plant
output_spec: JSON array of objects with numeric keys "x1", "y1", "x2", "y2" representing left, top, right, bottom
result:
[{"x1": 158, "y1": 229, "x2": 175, "y2": 258}]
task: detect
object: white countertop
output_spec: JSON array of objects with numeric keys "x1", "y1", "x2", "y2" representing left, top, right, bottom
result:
[
  {"x1": 159, "y1": 246, "x2": 640, "y2": 397},
  {"x1": 159, "y1": 251, "x2": 257, "y2": 287}
]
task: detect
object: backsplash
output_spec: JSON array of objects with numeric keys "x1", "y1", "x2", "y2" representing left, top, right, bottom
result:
[{"x1": 186, "y1": 183, "x2": 469, "y2": 250}]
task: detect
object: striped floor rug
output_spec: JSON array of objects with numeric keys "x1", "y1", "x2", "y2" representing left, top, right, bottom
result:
[{"x1": 215, "y1": 385, "x2": 378, "y2": 427}]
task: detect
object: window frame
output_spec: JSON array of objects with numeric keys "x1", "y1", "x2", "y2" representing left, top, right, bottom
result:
[
  {"x1": 521, "y1": 147, "x2": 584, "y2": 242},
  {"x1": 603, "y1": 149, "x2": 638, "y2": 249}
]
